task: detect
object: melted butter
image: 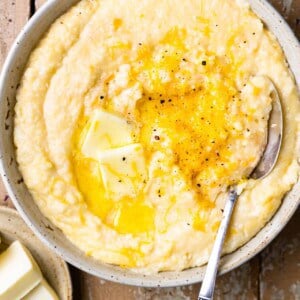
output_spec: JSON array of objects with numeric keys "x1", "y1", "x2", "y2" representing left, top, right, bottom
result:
[
  {"x1": 73, "y1": 153, "x2": 112, "y2": 220},
  {"x1": 119, "y1": 247, "x2": 146, "y2": 268},
  {"x1": 113, "y1": 18, "x2": 123, "y2": 31},
  {"x1": 72, "y1": 27, "x2": 263, "y2": 236},
  {"x1": 136, "y1": 28, "x2": 190, "y2": 96},
  {"x1": 72, "y1": 148, "x2": 155, "y2": 235},
  {"x1": 113, "y1": 199, "x2": 154, "y2": 234},
  {"x1": 135, "y1": 39, "x2": 243, "y2": 201},
  {"x1": 134, "y1": 28, "x2": 263, "y2": 206},
  {"x1": 192, "y1": 202, "x2": 215, "y2": 231},
  {"x1": 72, "y1": 117, "x2": 154, "y2": 235}
]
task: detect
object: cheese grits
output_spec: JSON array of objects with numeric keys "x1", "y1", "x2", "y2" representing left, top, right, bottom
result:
[{"x1": 14, "y1": 0, "x2": 300, "y2": 273}]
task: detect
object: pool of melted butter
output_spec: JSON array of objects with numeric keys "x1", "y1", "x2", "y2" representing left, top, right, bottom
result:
[{"x1": 71, "y1": 28, "x2": 266, "y2": 238}]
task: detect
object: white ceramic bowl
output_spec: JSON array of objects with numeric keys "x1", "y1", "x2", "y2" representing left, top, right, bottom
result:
[{"x1": 0, "y1": 0, "x2": 299, "y2": 287}]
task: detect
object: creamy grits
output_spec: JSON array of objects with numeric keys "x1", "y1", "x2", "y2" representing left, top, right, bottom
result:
[{"x1": 14, "y1": 0, "x2": 300, "y2": 273}]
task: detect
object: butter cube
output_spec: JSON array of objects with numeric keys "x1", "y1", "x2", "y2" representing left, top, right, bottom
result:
[
  {"x1": 98, "y1": 143, "x2": 147, "y2": 200},
  {"x1": 23, "y1": 279, "x2": 59, "y2": 300},
  {"x1": 0, "y1": 241, "x2": 42, "y2": 300},
  {"x1": 81, "y1": 109, "x2": 134, "y2": 159}
]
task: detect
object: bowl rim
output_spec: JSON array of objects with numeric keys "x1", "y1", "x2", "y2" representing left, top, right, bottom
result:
[{"x1": 0, "y1": 0, "x2": 299, "y2": 288}]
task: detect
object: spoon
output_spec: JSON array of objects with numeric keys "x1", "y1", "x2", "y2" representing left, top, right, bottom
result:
[{"x1": 198, "y1": 80, "x2": 283, "y2": 300}]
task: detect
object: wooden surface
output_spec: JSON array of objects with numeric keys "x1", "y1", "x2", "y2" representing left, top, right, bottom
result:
[{"x1": 0, "y1": 1, "x2": 299, "y2": 299}]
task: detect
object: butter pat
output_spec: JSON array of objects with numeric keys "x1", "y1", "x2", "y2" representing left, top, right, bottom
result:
[
  {"x1": 0, "y1": 241, "x2": 42, "y2": 300},
  {"x1": 23, "y1": 279, "x2": 59, "y2": 300},
  {"x1": 81, "y1": 109, "x2": 134, "y2": 159},
  {"x1": 99, "y1": 143, "x2": 147, "y2": 200}
]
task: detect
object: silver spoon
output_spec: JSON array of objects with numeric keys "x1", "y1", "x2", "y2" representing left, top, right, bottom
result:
[{"x1": 198, "y1": 80, "x2": 283, "y2": 300}]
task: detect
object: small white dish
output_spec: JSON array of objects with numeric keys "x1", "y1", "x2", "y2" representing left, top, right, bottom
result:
[{"x1": 0, "y1": 207, "x2": 72, "y2": 300}]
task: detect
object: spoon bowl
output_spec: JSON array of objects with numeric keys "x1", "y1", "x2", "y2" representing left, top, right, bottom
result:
[{"x1": 252, "y1": 81, "x2": 283, "y2": 179}]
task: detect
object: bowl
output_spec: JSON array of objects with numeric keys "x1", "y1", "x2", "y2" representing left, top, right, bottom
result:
[
  {"x1": 0, "y1": 0, "x2": 299, "y2": 287},
  {"x1": 0, "y1": 206, "x2": 72, "y2": 299}
]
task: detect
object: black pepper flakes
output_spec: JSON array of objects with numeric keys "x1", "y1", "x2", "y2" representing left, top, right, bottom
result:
[
  {"x1": 154, "y1": 135, "x2": 160, "y2": 140},
  {"x1": 157, "y1": 189, "x2": 161, "y2": 197},
  {"x1": 160, "y1": 99, "x2": 165, "y2": 104},
  {"x1": 17, "y1": 178, "x2": 24, "y2": 184},
  {"x1": 122, "y1": 157, "x2": 126, "y2": 161},
  {"x1": 100, "y1": 95, "x2": 104, "y2": 99},
  {"x1": 202, "y1": 60, "x2": 207, "y2": 66}
]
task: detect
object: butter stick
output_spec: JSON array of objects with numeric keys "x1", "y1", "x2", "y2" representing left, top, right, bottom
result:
[
  {"x1": 0, "y1": 241, "x2": 42, "y2": 300},
  {"x1": 23, "y1": 279, "x2": 59, "y2": 300}
]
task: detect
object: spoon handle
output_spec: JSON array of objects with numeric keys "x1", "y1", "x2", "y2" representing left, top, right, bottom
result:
[{"x1": 198, "y1": 188, "x2": 238, "y2": 300}]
